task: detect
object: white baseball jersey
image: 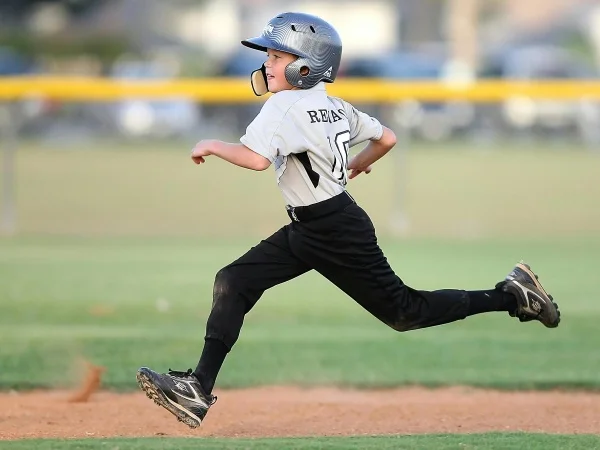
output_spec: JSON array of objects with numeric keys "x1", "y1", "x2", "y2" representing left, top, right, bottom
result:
[{"x1": 240, "y1": 82, "x2": 383, "y2": 207}]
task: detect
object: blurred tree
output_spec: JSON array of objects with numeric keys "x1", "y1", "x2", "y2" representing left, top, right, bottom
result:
[
  {"x1": 0, "y1": 0, "x2": 130, "y2": 73},
  {"x1": 0, "y1": 0, "x2": 105, "y2": 16},
  {"x1": 0, "y1": 32, "x2": 130, "y2": 73}
]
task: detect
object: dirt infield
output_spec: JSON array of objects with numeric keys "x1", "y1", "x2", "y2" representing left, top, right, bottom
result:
[{"x1": 2, "y1": 386, "x2": 600, "y2": 440}]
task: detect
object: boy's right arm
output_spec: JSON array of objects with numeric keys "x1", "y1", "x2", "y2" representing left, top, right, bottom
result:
[
  {"x1": 191, "y1": 97, "x2": 288, "y2": 171},
  {"x1": 192, "y1": 139, "x2": 271, "y2": 171}
]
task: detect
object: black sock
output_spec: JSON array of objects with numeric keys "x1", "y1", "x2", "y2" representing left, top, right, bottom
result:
[
  {"x1": 467, "y1": 289, "x2": 517, "y2": 316},
  {"x1": 193, "y1": 338, "x2": 229, "y2": 395}
]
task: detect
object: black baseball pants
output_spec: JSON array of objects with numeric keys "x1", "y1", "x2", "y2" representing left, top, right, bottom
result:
[{"x1": 204, "y1": 192, "x2": 472, "y2": 350}]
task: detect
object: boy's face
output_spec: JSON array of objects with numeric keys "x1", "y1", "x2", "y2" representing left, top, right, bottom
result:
[{"x1": 264, "y1": 49, "x2": 298, "y2": 93}]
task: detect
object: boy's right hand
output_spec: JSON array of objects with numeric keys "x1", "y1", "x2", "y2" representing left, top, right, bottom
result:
[{"x1": 191, "y1": 140, "x2": 215, "y2": 164}]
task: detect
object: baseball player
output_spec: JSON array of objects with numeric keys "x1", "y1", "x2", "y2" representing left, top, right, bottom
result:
[{"x1": 136, "y1": 12, "x2": 560, "y2": 429}]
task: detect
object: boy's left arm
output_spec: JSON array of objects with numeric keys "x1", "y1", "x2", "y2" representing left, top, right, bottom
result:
[
  {"x1": 191, "y1": 140, "x2": 271, "y2": 171},
  {"x1": 347, "y1": 126, "x2": 397, "y2": 179}
]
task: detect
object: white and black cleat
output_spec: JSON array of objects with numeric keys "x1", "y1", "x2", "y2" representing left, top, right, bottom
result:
[{"x1": 496, "y1": 262, "x2": 560, "y2": 328}]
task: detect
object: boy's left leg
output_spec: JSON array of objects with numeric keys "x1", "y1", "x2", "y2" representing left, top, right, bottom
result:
[{"x1": 137, "y1": 225, "x2": 311, "y2": 428}]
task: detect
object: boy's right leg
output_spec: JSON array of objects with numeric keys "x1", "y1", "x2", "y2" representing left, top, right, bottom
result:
[
  {"x1": 137, "y1": 225, "x2": 310, "y2": 428},
  {"x1": 290, "y1": 202, "x2": 559, "y2": 332}
]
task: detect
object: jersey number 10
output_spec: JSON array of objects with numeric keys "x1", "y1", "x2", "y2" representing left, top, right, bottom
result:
[{"x1": 328, "y1": 130, "x2": 351, "y2": 186}]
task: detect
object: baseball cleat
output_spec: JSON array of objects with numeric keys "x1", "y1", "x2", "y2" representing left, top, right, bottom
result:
[
  {"x1": 496, "y1": 262, "x2": 560, "y2": 328},
  {"x1": 136, "y1": 367, "x2": 216, "y2": 428}
]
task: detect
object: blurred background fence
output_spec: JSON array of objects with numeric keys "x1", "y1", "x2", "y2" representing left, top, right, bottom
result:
[{"x1": 1, "y1": 0, "x2": 600, "y2": 239}]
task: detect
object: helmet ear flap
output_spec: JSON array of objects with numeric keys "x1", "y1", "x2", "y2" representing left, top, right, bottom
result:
[{"x1": 250, "y1": 64, "x2": 268, "y2": 96}]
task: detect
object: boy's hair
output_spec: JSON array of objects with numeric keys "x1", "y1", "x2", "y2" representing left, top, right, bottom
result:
[{"x1": 241, "y1": 12, "x2": 342, "y2": 96}]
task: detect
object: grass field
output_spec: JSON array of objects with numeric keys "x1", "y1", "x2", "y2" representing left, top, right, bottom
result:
[
  {"x1": 9, "y1": 141, "x2": 600, "y2": 238},
  {"x1": 1, "y1": 142, "x2": 599, "y2": 448},
  {"x1": 1, "y1": 235, "x2": 599, "y2": 391},
  {"x1": 2, "y1": 434, "x2": 600, "y2": 450}
]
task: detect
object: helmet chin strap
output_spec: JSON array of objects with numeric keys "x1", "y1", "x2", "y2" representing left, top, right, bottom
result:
[{"x1": 250, "y1": 64, "x2": 268, "y2": 96}]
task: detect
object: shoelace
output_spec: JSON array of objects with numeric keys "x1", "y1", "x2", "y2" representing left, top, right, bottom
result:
[
  {"x1": 167, "y1": 368, "x2": 218, "y2": 405},
  {"x1": 168, "y1": 368, "x2": 193, "y2": 378}
]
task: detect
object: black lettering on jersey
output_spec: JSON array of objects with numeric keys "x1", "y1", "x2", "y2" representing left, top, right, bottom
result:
[
  {"x1": 319, "y1": 109, "x2": 330, "y2": 123},
  {"x1": 307, "y1": 110, "x2": 320, "y2": 123},
  {"x1": 293, "y1": 152, "x2": 320, "y2": 188},
  {"x1": 307, "y1": 109, "x2": 346, "y2": 124}
]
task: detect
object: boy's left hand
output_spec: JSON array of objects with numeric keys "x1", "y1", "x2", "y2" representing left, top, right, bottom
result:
[
  {"x1": 349, "y1": 166, "x2": 372, "y2": 179},
  {"x1": 191, "y1": 140, "x2": 215, "y2": 164}
]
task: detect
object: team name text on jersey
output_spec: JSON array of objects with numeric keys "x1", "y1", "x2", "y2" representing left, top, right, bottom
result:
[{"x1": 307, "y1": 109, "x2": 347, "y2": 124}]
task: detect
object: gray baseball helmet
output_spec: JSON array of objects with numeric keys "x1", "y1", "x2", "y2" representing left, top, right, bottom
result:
[{"x1": 241, "y1": 12, "x2": 342, "y2": 96}]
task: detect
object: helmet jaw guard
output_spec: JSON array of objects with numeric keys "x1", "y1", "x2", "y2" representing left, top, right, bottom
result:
[
  {"x1": 250, "y1": 64, "x2": 268, "y2": 96},
  {"x1": 241, "y1": 12, "x2": 342, "y2": 96}
]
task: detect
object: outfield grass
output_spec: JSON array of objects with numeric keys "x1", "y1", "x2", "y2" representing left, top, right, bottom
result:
[
  {"x1": 1, "y1": 235, "x2": 598, "y2": 390},
  {"x1": 10, "y1": 142, "x2": 600, "y2": 238},
  {"x1": 2, "y1": 433, "x2": 600, "y2": 450}
]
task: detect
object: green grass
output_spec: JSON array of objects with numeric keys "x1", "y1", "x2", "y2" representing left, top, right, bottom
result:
[
  {"x1": 1, "y1": 235, "x2": 598, "y2": 390},
  {"x1": 8, "y1": 143, "x2": 600, "y2": 238},
  {"x1": 2, "y1": 434, "x2": 600, "y2": 449}
]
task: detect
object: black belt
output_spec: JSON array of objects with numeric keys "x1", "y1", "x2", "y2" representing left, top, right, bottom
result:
[{"x1": 286, "y1": 192, "x2": 355, "y2": 223}]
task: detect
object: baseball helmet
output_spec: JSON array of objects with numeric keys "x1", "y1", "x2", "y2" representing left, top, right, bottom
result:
[{"x1": 241, "y1": 12, "x2": 342, "y2": 96}]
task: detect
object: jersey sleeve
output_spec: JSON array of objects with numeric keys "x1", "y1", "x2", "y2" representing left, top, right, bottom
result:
[
  {"x1": 240, "y1": 94, "x2": 304, "y2": 162},
  {"x1": 342, "y1": 101, "x2": 384, "y2": 147},
  {"x1": 239, "y1": 100, "x2": 282, "y2": 162}
]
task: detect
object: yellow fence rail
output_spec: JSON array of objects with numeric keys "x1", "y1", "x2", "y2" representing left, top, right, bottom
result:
[{"x1": 2, "y1": 76, "x2": 600, "y2": 102}]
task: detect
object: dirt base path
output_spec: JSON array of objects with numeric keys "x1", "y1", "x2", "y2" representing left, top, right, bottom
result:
[{"x1": 2, "y1": 386, "x2": 600, "y2": 440}]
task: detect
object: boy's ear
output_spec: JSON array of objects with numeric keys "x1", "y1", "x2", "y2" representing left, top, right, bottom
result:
[{"x1": 251, "y1": 64, "x2": 269, "y2": 96}]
